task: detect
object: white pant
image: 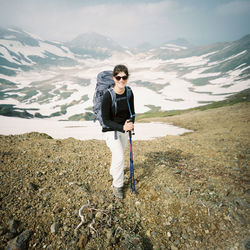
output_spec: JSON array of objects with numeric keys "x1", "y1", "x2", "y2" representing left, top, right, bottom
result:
[{"x1": 104, "y1": 131, "x2": 128, "y2": 188}]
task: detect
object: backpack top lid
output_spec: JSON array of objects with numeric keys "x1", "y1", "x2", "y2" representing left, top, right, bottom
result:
[{"x1": 96, "y1": 70, "x2": 114, "y2": 89}]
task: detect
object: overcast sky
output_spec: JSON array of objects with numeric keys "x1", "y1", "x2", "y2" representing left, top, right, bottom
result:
[{"x1": 0, "y1": 0, "x2": 250, "y2": 47}]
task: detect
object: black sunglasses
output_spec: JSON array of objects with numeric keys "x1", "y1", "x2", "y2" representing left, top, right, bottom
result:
[{"x1": 115, "y1": 75, "x2": 128, "y2": 81}]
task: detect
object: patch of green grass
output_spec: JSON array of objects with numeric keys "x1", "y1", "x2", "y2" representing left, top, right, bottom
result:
[
  {"x1": 68, "y1": 113, "x2": 84, "y2": 121},
  {"x1": 0, "y1": 104, "x2": 39, "y2": 118},
  {"x1": 145, "y1": 105, "x2": 161, "y2": 112},
  {"x1": 55, "y1": 95, "x2": 89, "y2": 116},
  {"x1": 82, "y1": 95, "x2": 89, "y2": 102},
  {"x1": 18, "y1": 88, "x2": 39, "y2": 102},
  {"x1": 197, "y1": 101, "x2": 213, "y2": 104},
  {"x1": 136, "y1": 110, "x2": 183, "y2": 121},
  {"x1": 84, "y1": 112, "x2": 95, "y2": 121},
  {"x1": 136, "y1": 88, "x2": 250, "y2": 121},
  {"x1": 60, "y1": 92, "x2": 73, "y2": 99},
  {"x1": 165, "y1": 98, "x2": 184, "y2": 102},
  {"x1": 68, "y1": 112, "x2": 95, "y2": 121},
  {"x1": 132, "y1": 80, "x2": 167, "y2": 93},
  {"x1": 60, "y1": 104, "x2": 68, "y2": 114},
  {"x1": 0, "y1": 78, "x2": 17, "y2": 90},
  {"x1": 49, "y1": 111, "x2": 63, "y2": 117},
  {"x1": 85, "y1": 106, "x2": 93, "y2": 111},
  {"x1": 0, "y1": 66, "x2": 17, "y2": 76},
  {"x1": 189, "y1": 77, "x2": 219, "y2": 86}
]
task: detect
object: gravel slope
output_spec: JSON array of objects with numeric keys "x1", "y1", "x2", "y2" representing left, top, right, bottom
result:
[{"x1": 0, "y1": 102, "x2": 249, "y2": 249}]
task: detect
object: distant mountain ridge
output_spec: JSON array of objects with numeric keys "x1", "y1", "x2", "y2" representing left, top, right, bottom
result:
[
  {"x1": 66, "y1": 32, "x2": 126, "y2": 59},
  {"x1": 0, "y1": 27, "x2": 77, "y2": 76},
  {"x1": 0, "y1": 26, "x2": 249, "y2": 120}
]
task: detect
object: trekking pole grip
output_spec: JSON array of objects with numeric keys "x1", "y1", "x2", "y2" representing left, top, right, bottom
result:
[{"x1": 129, "y1": 118, "x2": 135, "y2": 136}]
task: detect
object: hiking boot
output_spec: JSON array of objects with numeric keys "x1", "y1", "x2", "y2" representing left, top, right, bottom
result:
[{"x1": 111, "y1": 185, "x2": 123, "y2": 199}]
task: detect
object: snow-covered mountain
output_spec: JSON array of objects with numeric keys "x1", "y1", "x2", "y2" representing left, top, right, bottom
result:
[
  {"x1": 66, "y1": 32, "x2": 130, "y2": 59},
  {"x1": 0, "y1": 27, "x2": 249, "y2": 120},
  {"x1": 0, "y1": 27, "x2": 78, "y2": 76}
]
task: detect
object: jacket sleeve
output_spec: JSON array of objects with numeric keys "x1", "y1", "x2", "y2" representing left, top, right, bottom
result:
[{"x1": 101, "y1": 91, "x2": 124, "y2": 132}]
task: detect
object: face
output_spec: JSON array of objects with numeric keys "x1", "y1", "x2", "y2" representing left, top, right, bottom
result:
[{"x1": 113, "y1": 72, "x2": 128, "y2": 89}]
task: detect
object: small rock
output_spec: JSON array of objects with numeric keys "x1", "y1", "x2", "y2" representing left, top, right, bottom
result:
[
  {"x1": 5, "y1": 232, "x2": 16, "y2": 241},
  {"x1": 77, "y1": 233, "x2": 88, "y2": 249},
  {"x1": 146, "y1": 230, "x2": 151, "y2": 237},
  {"x1": 171, "y1": 244, "x2": 178, "y2": 250},
  {"x1": 135, "y1": 201, "x2": 141, "y2": 207},
  {"x1": 164, "y1": 188, "x2": 175, "y2": 194},
  {"x1": 8, "y1": 219, "x2": 19, "y2": 234},
  {"x1": 29, "y1": 182, "x2": 39, "y2": 191},
  {"x1": 36, "y1": 171, "x2": 43, "y2": 177},
  {"x1": 0, "y1": 226, "x2": 8, "y2": 236},
  {"x1": 235, "y1": 197, "x2": 250, "y2": 208},
  {"x1": 174, "y1": 239, "x2": 180, "y2": 245},
  {"x1": 51, "y1": 222, "x2": 60, "y2": 234},
  {"x1": 174, "y1": 169, "x2": 182, "y2": 174},
  {"x1": 95, "y1": 211, "x2": 103, "y2": 220},
  {"x1": 7, "y1": 230, "x2": 33, "y2": 250},
  {"x1": 106, "y1": 229, "x2": 113, "y2": 241},
  {"x1": 87, "y1": 212, "x2": 93, "y2": 220},
  {"x1": 116, "y1": 201, "x2": 123, "y2": 208},
  {"x1": 245, "y1": 239, "x2": 250, "y2": 250},
  {"x1": 61, "y1": 231, "x2": 67, "y2": 237},
  {"x1": 107, "y1": 204, "x2": 113, "y2": 210},
  {"x1": 182, "y1": 233, "x2": 188, "y2": 240}
]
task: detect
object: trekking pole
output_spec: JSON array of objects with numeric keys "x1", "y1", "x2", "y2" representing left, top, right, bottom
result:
[{"x1": 129, "y1": 130, "x2": 136, "y2": 194}]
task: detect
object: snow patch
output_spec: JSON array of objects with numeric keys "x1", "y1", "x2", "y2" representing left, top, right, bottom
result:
[{"x1": 0, "y1": 116, "x2": 192, "y2": 140}]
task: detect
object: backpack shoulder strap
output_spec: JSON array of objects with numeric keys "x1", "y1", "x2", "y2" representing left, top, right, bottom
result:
[
  {"x1": 125, "y1": 86, "x2": 134, "y2": 119},
  {"x1": 107, "y1": 88, "x2": 118, "y2": 140},
  {"x1": 126, "y1": 86, "x2": 132, "y2": 98},
  {"x1": 108, "y1": 86, "x2": 134, "y2": 118},
  {"x1": 107, "y1": 88, "x2": 117, "y2": 117}
]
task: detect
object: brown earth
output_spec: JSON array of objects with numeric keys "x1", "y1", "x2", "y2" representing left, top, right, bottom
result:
[{"x1": 0, "y1": 102, "x2": 249, "y2": 249}]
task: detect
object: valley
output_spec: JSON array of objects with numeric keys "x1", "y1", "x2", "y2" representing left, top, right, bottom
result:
[{"x1": 0, "y1": 27, "x2": 249, "y2": 121}]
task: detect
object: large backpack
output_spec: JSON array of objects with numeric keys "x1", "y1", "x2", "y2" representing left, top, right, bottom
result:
[{"x1": 93, "y1": 70, "x2": 132, "y2": 129}]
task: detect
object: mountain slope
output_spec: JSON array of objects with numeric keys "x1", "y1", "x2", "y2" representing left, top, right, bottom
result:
[
  {"x1": 0, "y1": 102, "x2": 249, "y2": 249},
  {"x1": 0, "y1": 27, "x2": 249, "y2": 120},
  {"x1": 205, "y1": 34, "x2": 250, "y2": 76},
  {"x1": 0, "y1": 27, "x2": 77, "y2": 76}
]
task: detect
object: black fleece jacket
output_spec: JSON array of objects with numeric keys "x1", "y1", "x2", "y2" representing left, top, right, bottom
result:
[{"x1": 101, "y1": 88, "x2": 135, "y2": 132}]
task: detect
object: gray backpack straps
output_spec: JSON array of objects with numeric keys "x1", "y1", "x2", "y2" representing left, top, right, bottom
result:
[
  {"x1": 108, "y1": 86, "x2": 131, "y2": 116},
  {"x1": 107, "y1": 86, "x2": 133, "y2": 140}
]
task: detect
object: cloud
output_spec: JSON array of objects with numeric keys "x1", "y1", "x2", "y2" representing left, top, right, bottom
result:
[
  {"x1": 216, "y1": 0, "x2": 250, "y2": 15},
  {"x1": 0, "y1": 0, "x2": 249, "y2": 46},
  {"x1": 70, "y1": 1, "x2": 187, "y2": 45},
  {"x1": 22, "y1": 0, "x2": 181, "y2": 45},
  {"x1": 0, "y1": 0, "x2": 181, "y2": 45}
]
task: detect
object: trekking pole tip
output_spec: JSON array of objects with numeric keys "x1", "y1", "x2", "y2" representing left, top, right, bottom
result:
[{"x1": 131, "y1": 189, "x2": 136, "y2": 195}]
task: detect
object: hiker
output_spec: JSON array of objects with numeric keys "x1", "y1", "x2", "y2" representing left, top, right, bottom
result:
[{"x1": 101, "y1": 64, "x2": 135, "y2": 199}]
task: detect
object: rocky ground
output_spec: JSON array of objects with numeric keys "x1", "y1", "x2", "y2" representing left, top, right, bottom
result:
[{"x1": 0, "y1": 102, "x2": 249, "y2": 250}]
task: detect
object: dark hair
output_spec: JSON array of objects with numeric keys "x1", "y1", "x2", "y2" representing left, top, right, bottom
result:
[{"x1": 113, "y1": 64, "x2": 129, "y2": 77}]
